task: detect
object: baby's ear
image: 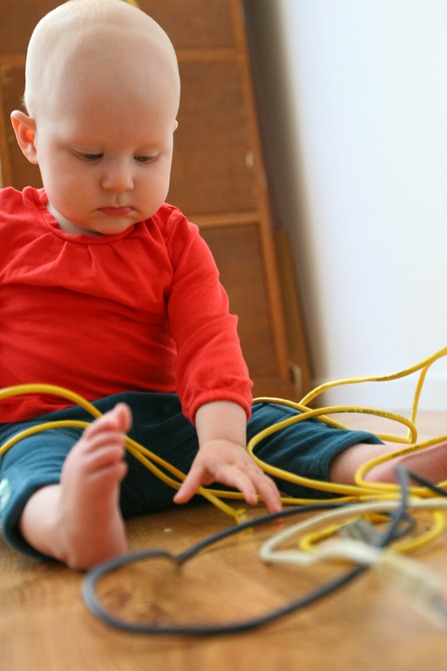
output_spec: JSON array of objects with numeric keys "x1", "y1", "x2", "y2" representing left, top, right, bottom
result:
[{"x1": 10, "y1": 110, "x2": 38, "y2": 164}]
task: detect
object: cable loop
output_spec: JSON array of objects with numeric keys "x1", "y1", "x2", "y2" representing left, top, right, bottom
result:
[{"x1": 1, "y1": 345, "x2": 447, "y2": 520}]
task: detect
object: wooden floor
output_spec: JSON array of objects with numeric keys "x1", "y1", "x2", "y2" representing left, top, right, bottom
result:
[{"x1": 2, "y1": 411, "x2": 447, "y2": 671}]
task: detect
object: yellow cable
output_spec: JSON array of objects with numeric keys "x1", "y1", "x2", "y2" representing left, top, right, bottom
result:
[
  {"x1": 261, "y1": 499, "x2": 447, "y2": 566},
  {"x1": 394, "y1": 510, "x2": 446, "y2": 554},
  {"x1": 248, "y1": 345, "x2": 447, "y2": 502},
  {"x1": 253, "y1": 396, "x2": 419, "y2": 444},
  {"x1": 354, "y1": 436, "x2": 447, "y2": 493},
  {"x1": 299, "y1": 509, "x2": 445, "y2": 556},
  {"x1": 247, "y1": 403, "x2": 421, "y2": 497},
  {"x1": 1, "y1": 345, "x2": 447, "y2": 528},
  {"x1": 0, "y1": 384, "x2": 102, "y2": 418},
  {"x1": 299, "y1": 344, "x2": 447, "y2": 408},
  {"x1": 0, "y1": 386, "x2": 245, "y2": 523}
]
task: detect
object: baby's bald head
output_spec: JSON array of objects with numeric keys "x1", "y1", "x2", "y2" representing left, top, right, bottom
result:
[{"x1": 24, "y1": 0, "x2": 180, "y2": 120}]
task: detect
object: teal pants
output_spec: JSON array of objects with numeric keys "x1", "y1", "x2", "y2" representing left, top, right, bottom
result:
[{"x1": 0, "y1": 392, "x2": 383, "y2": 559}]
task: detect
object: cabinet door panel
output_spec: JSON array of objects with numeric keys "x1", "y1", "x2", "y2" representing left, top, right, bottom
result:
[
  {"x1": 138, "y1": 0, "x2": 235, "y2": 48},
  {"x1": 170, "y1": 60, "x2": 258, "y2": 215},
  {"x1": 0, "y1": 63, "x2": 41, "y2": 188},
  {"x1": 0, "y1": 0, "x2": 60, "y2": 53},
  {"x1": 201, "y1": 224, "x2": 279, "y2": 382}
]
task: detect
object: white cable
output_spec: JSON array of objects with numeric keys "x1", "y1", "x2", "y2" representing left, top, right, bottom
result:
[
  {"x1": 260, "y1": 497, "x2": 447, "y2": 566},
  {"x1": 263, "y1": 536, "x2": 381, "y2": 567},
  {"x1": 260, "y1": 498, "x2": 447, "y2": 629}
]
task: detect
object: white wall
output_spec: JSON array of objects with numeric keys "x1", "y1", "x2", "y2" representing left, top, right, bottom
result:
[{"x1": 245, "y1": 0, "x2": 447, "y2": 411}]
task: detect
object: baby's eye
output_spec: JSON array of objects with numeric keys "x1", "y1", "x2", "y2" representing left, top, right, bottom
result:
[
  {"x1": 82, "y1": 153, "x2": 103, "y2": 161},
  {"x1": 74, "y1": 151, "x2": 103, "y2": 161},
  {"x1": 134, "y1": 154, "x2": 158, "y2": 164}
]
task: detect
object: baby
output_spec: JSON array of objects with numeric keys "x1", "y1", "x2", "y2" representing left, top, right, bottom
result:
[{"x1": 1, "y1": 0, "x2": 446, "y2": 570}]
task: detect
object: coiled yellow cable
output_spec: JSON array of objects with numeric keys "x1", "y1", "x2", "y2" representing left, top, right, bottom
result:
[
  {"x1": 249, "y1": 344, "x2": 447, "y2": 502},
  {"x1": 1, "y1": 345, "x2": 447, "y2": 534},
  {"x1": 0, "y1": 384, "x2": 246, "y2": 523},
  {"x1": 298, "y1": 508, "x2": 445, "y2": 556}
]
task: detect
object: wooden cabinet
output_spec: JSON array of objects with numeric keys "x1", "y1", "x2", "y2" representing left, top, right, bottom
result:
[{"x1": 0, "y1": 0, "x2": 311, "y2": 399}]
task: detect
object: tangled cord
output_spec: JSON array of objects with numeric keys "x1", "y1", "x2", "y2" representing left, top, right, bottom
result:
[
  {"x1": 2, "y1": 345, "x2": 447, "y2": 521},
  {"x1": 81, "y1": 468, "x2": 447, "y2": 634},
  {"x1": 2, "y1": 346, "x2": 447, "y2": 633}
]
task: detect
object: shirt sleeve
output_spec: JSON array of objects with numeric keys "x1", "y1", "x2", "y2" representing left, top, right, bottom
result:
[{"x1": 163, "y1": 209, "x2": 253, "y2": 423}]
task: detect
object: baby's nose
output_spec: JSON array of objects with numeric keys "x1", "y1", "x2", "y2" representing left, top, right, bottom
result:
[{"x1": 102, "y1": 162, "x2": 134, "y2": 192}]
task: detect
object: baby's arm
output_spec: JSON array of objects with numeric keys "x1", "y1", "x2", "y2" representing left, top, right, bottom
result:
[{"x1": 173, "y1": 401, "x2": 282, "y2": 513}]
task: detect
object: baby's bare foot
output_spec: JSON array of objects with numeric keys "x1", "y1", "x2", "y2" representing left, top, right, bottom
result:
[
  {"x1": 19, "y1": 404, "x2": 132, "y2": 569},
  {"x1": 54, "y1": 403, "x2": 131, "y2": 569},
  {"x1": 365, "y1": 439, "x2": 447, "y2": 486},
  {"x1": 20, "y1": 404, "x2": 131, "y2": 569}
]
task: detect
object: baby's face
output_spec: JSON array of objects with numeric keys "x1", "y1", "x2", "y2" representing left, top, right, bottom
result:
[{"x1": 34, "y1": 59, "x2": 178, "y2": 236}]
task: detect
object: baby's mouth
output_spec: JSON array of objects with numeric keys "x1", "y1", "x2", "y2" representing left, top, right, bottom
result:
[{"x1": 98, "y1": 206, "x2": 134, "y2": 217}]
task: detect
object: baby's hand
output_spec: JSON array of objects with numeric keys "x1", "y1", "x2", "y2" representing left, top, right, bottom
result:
[{"x1": 173, "y1": 440, "x2": 282, "y2": 514}]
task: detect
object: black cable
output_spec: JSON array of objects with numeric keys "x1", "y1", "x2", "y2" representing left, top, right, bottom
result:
[
  {"x1": 404, "y1": 469, "x2": 447, "y2": 497},
  {"x1": 372, "y1": 465, "x2": 411, "y2": 549},
  {"x1": 82, "y1": 503, "x2": 363, "y2": 635},
  {"x1": 81, "y1": 476, "x2": 435, "y2": 636}
]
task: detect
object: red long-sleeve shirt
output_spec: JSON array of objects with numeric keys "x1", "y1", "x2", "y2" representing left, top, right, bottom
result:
[{"x1": 0, "y1": 187, "x2": 252, "y2": 423}]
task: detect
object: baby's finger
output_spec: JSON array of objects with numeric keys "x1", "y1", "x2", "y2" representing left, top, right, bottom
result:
[
  {"x1": 173, "y1": 464, "x2": 206, "y2": 505},
  {"x1": 255, "y1": 473, "x2": 283, "y2": 513},
  {"x1": 230, "y1": 469, "x2": 282, "y2": 513}
]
